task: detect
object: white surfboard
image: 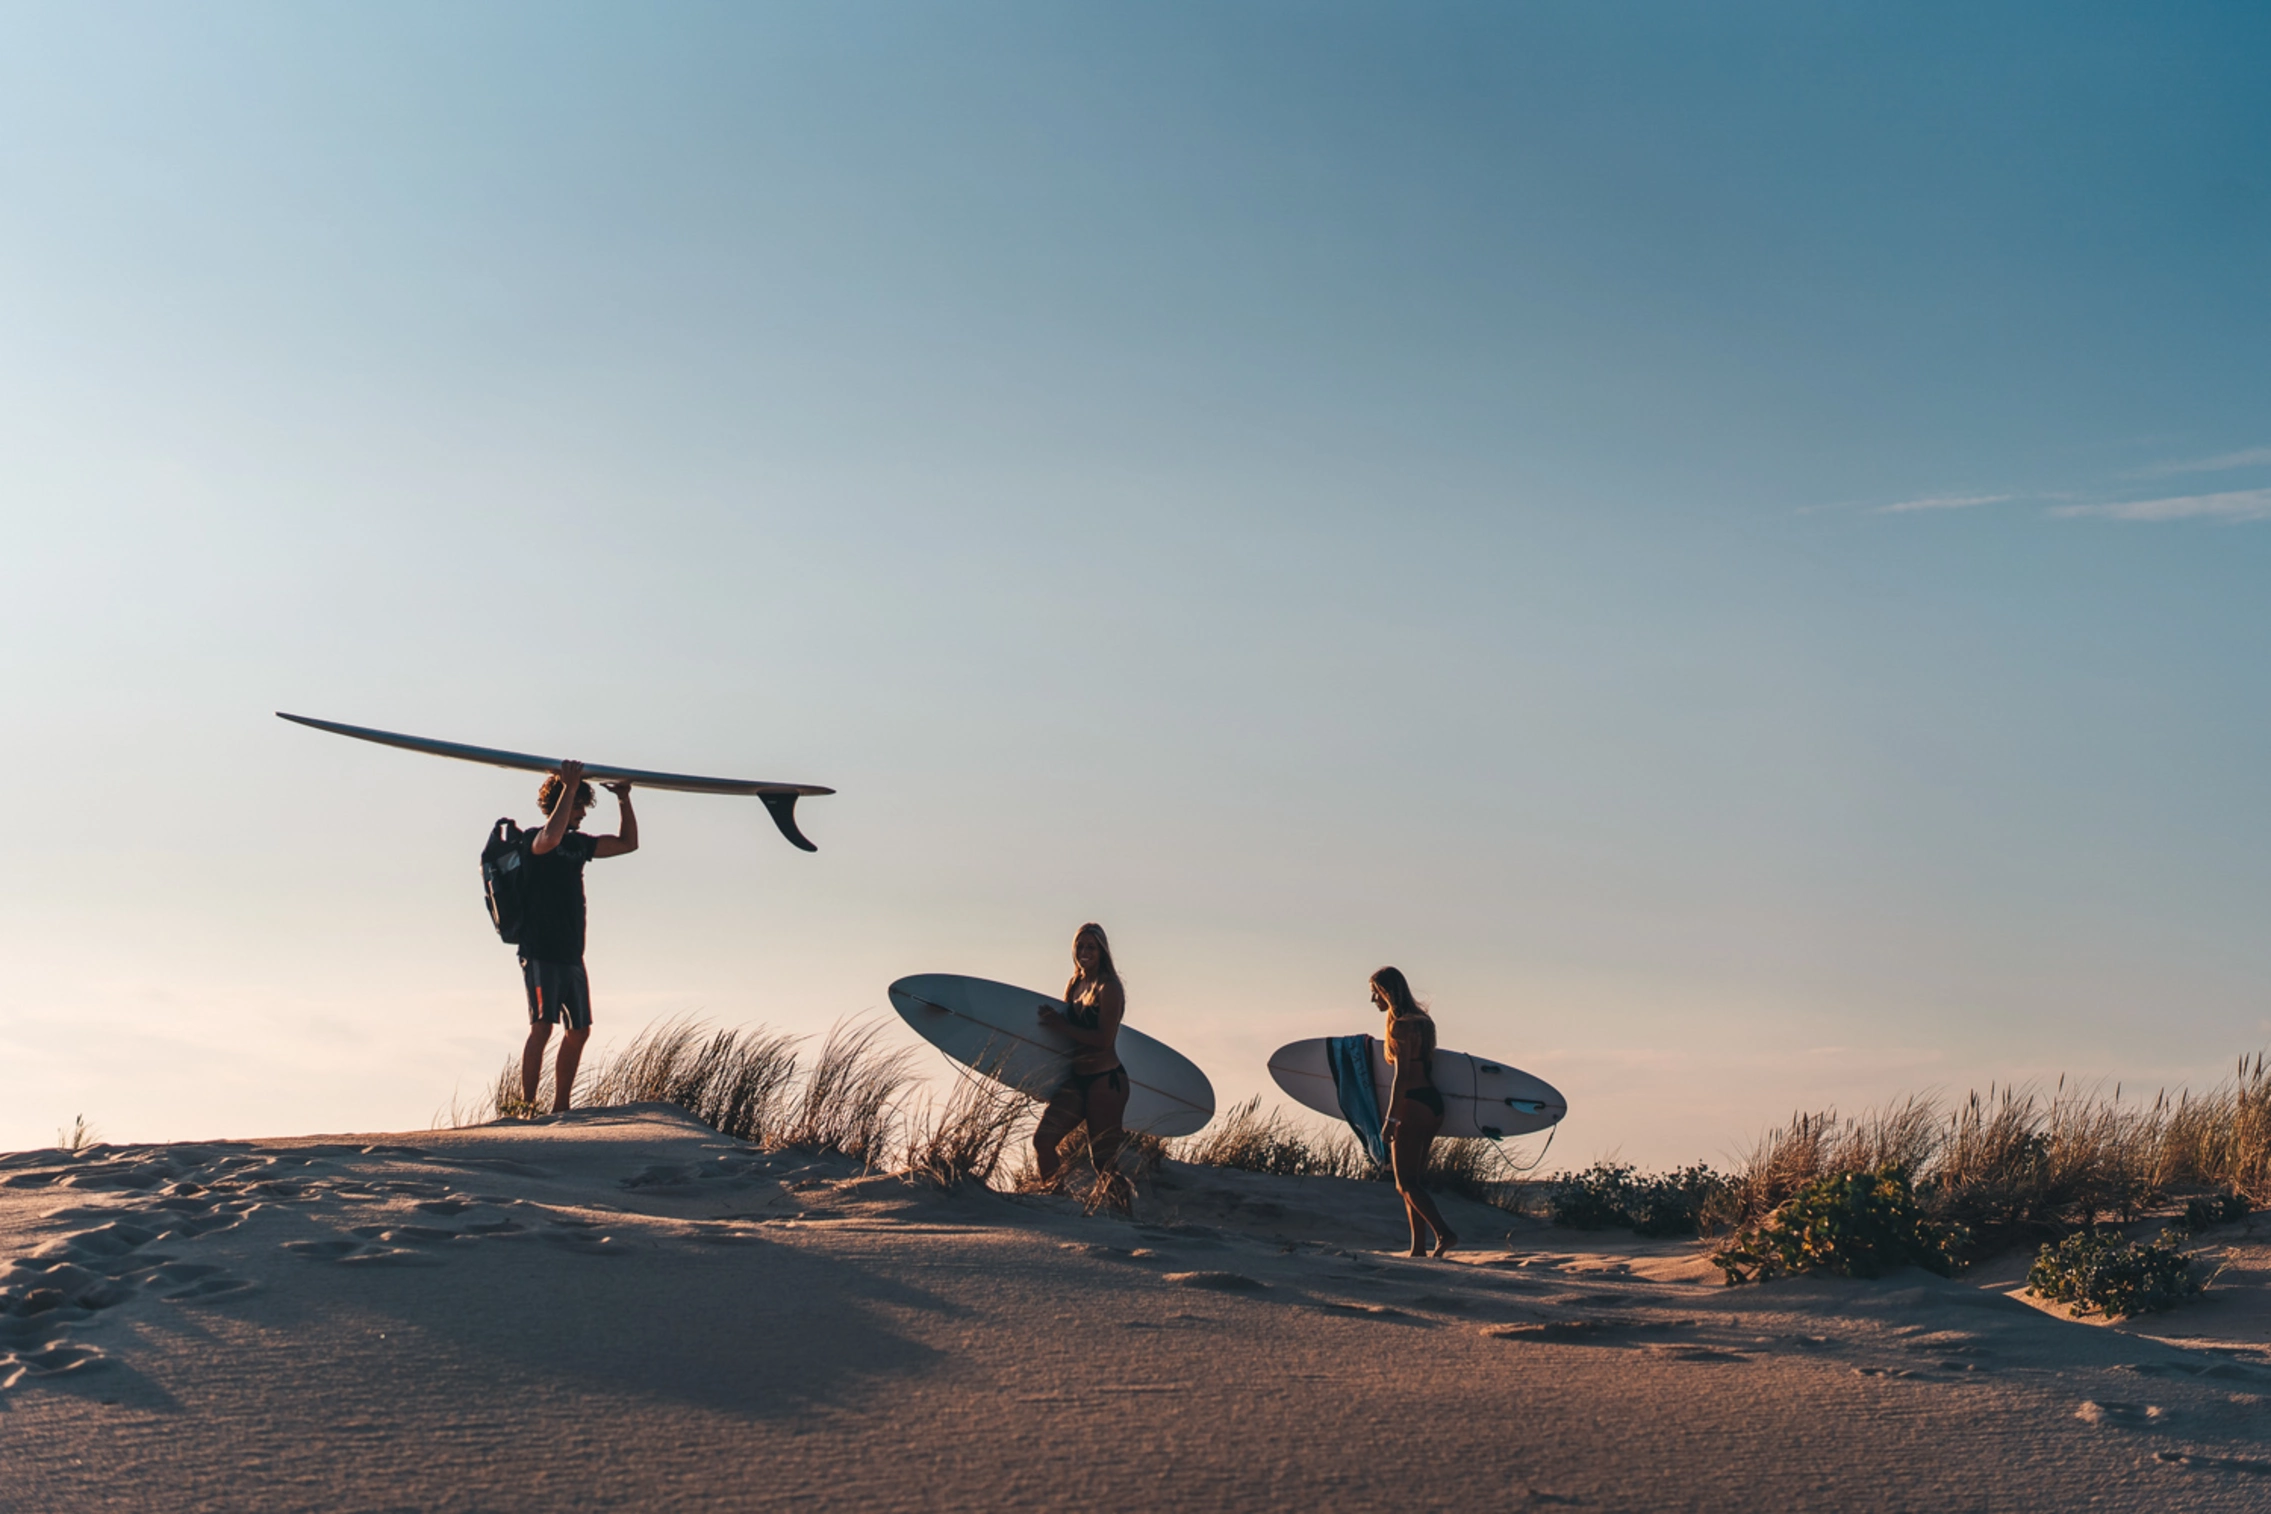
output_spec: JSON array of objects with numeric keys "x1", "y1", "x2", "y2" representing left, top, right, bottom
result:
[
  {"x1": 888, "y1": 973, "x2": 1216, "y2": 1138},
  {"x1": 1268, "y1": 1036, "x2": 1566, "y2": 1140},
  {"x1": 277, "y1": 712, "x2": 834, "y2": 850}
]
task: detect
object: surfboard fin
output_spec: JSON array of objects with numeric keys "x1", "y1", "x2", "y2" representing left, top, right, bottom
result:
[{"x1": 762, "y1": 792, "x2": 819, "y2": 852}]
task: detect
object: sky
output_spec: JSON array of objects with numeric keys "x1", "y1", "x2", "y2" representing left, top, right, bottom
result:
[{"x1": 3, "y1": 3, "x2": 2267, "y2": 1164}]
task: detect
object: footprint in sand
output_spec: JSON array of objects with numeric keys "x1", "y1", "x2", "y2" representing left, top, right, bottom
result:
[
  {"x1": 0, "y1": 1339, "x2": 109, "y2": 1389},
  {"x1": 1407, "y1": 1292, "x2": 1473, "y2": 1313},
  {"x1": 162, "y1": 1276, "x2": 258, "y2": 1304},
  {"x1": 539, "y1": 1221, "x2": 627, "y2": 1256},
  {"x1": 338, "y1": 1248, "x2": 446, "y2": 1269},
  {"x1": 1656, "y1": 1346, "x2": 1751, "y2": 1364},
  {"x1": 2156, "y1": 1450, "x2": 2271, "y2": 1476},
  {"x1": 2077, "y1": 1400, "x2": 2169, "y2": 1428},
  {"x1": 1164, "y1": 1271, "x2": 1266, "y2": 1292},
  {"x1": 1315, "y1": 1301, "x2": 1419, "y2": 1322},
  {"x1": 285, "y1": 1240, "x2": 362, "y2": 1260},
  {"x1": 1065, "y1": 1244, "x2": 1173, "y2": 1266},
  {"x1": 1486, "y1": 1318, "x2": 1700, "y2": 1345}
]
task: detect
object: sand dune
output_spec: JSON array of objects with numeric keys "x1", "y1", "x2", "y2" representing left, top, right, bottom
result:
[{"x1": 5, "y1": 1105, "x2": 2270, "y2": 1511}]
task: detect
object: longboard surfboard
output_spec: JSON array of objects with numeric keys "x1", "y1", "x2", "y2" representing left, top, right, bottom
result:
[
  {"x1": 277, "y1": 712, "x2": 835, "y2": 851},
  {"x1": 888, "y1": 973, "x2": 1216, "y2": 1138},
  {"x1": 1268, "y1": 1036, "x2": 1566, "y2": 1141}
]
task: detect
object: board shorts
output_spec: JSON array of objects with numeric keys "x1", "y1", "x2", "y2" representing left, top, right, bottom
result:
[{"x1": 520, "y1": 957, "x2": 592, "y2": 1031}]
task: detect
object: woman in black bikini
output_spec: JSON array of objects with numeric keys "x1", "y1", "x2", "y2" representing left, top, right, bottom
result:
[
  {"x1": 1032, "y1": 923, "x2": 1132, "y2": 1211},
  {"x1": 1374, "y1": 966, "x2": 1458, "y2": 1257}
]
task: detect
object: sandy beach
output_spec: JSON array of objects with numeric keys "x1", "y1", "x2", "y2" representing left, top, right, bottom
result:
[{"x1": 6, "y1": 1104, "x2": 2271, "y2": 1512}]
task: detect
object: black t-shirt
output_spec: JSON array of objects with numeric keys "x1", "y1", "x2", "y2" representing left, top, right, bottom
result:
[{"x1": 517, "y1": 830, "x2": 599, "y2": 964}]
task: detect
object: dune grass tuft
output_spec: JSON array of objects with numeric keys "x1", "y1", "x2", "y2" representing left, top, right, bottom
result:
[
  {"x1": 1167, "y1": 1096, "x2": 1526, "y2": 1209},
  {"x1": 580, "y1": 1018, "x2": 801, "y2": 1143},
  {"x1": 1173, "y1": 1096, "x2": 1373, "y2": 1180},
  {"x1": 1639, "y1": 1054, "x2": 2271, "y2": 1266},
  {"x1": 458, "y1": 1016, "x2": 912, "y2": 1168},
  {"x1": 902, "y1": 1070, "x2": 1031, "y2": 1190},
  {"x1": 771, "y1": 1022, "x2": 915, "y2": 1166}
]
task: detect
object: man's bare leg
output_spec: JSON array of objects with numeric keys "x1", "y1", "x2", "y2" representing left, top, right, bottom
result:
[
  {"x1": 521, "y1": 1022, "x2": 555, "y2": 1106},
  {"x1": 552, "y1": 1026, "x2": 592, "y2": 1114}
]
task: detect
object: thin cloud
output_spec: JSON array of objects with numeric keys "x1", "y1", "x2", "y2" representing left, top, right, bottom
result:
[
  {"x1": 2128, "y1": 447, "x2": 2271, "y2": 478},
  {"x1": 1873, "y1": 492, "x2": 2013, "y2": 515},
  {"x1": 2051, "y1": 488, "x2": 2271, "y2": 522}
]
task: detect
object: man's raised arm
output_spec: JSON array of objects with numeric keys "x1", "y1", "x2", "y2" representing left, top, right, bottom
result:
[{"x1": 594, "y1": 782, "x2": 638, "y2": 858}]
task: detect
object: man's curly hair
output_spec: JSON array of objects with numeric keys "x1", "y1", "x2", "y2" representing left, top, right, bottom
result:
[{"x1": 537, "y1": 774, "x2": 595, "y2": 817}]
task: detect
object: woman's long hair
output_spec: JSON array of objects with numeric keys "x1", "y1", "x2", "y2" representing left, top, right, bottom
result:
[
  {"x1": 1370, "y1": 965, "x2": 1426, "y2": 1021},
  {"x1": 1067, "y1": 922, "x2": 1124, "y2": 1004}
]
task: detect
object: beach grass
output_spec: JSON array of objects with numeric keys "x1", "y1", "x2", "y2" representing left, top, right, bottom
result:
[
  {"x1": 460, "y1": 1016, "x2": 910, "y2": 1167},
  {"x1": 1167, "y1": 1094, "x2": 1526, "y2": 1208},
  {"x1": 901, "y1": 1069, "x2": 1030, "y2": 1190},
  {"x1": 1698, "y1": 1058, "x2": 2271, "y2": 1256},
  {"x1": 464, "y1": 1020, "x2": 2271, "y2": 1260}
]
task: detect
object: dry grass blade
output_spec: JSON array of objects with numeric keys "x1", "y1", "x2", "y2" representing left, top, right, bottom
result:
[
  {"x1": 902, "y1": 1069, "x2": 1030, "y2": 1190},
  {"x1": 776, "y1": 1020, "x2": 916, "y2": 1167},
  {"x1": 1704, "y1": 1055, "x2": 2271, "y2": 1258},
  {"x1": 1172, "y1": 1096, "x2": 1373, "y2": 1180},
  {"x1": 581, "y1": 1017, "x2": 801, "y2": 1144},
  {"x1": 444, "y1": 1017, "x2": 813, "y2": 1149},
  {"x1": 1169, "y1": 1097, "x2": 1523, "y2": 1210}
]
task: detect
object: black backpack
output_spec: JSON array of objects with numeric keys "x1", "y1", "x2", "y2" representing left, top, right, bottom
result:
[{"x1": 480, "y1": 818, "x2": 532, "y2": 944}]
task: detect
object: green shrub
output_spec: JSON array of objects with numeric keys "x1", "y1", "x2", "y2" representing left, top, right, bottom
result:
[
  {"x1": 2177, "y1": 1190, "x2": 2250, "y2": 1235},
  {"x1": 1542, "y1": 1161, "x2": 1730, "y2": 1238},
  {"x1": 1542, "y1": 1161, "x2": 1638, "y2": 1229},
  {"x1": 2026, "y1": 1230, "x2": 2207, "y2": 1318},
  {"x1": 1713, "y1": 1164, "x2": 1967, "y2": 1285}
]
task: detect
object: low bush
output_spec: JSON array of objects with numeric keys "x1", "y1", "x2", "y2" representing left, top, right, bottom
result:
[
  {"x1": 1710, "y1": 1057, "x2": 2271, "y2": 1262},
  {"x1": 1712, "y1": 1165, "x2": 1967, "y2": 1285},
  {"x1": 1541, "y1": 1161, "x2": 1729, "y2": 1237},
  {"x1": 2177, "y1": 1190, "x2": 2251, "y2": 1236},
  {"x1": 2026, "y1": 1230, "x2": 2207, "y2": 1318}
]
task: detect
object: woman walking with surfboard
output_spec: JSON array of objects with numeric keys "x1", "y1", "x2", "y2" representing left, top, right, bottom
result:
[
  {"x1": 1375, "y1": 966, "x2": 1458, "y2": 1257},
  {"x1": 1031, "y1": 924, "x2": 1133, "y2": 1213}
]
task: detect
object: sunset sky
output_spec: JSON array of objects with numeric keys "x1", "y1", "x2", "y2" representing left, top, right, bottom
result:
[{"x1": 4, "y1": 3, "x2": 2267, "y2": 1162}]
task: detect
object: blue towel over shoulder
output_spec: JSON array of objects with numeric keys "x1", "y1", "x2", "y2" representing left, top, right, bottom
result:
[{"x1": 1328, "y1": 1034, "x2": 1390, "y2": 1167}]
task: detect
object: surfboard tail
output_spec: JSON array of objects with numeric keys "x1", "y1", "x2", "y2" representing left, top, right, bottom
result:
[{"x1": 762, "y1": 792, "x2": 819, "y2": 852}]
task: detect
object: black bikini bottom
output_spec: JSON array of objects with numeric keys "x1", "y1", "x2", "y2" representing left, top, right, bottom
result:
[
  {"x1": 1067, "y1": 1065, "x2": 1125, "y2": 1095},
  {"x1": 1403, "y1": 1087, "x2": 1445, "y2": 1117}
]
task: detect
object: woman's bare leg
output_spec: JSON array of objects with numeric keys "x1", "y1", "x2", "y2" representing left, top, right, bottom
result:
[
  {"x1": 1391, "y1": 1105, "x2": 1456, "y2": 1256},
  {"x1": 1032, "y1": 1086, "x2": 1087, "y2": 1188},
  {"x1": 1083, "y1": 1076, "x2": 1133, "y2": 1215}
]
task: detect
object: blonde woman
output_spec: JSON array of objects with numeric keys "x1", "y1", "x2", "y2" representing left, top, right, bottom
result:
[
  {"x1": 1032, "y1": 923, "x2": 1131, "y2": 1210},
  {"x1": 1373, "y1": 966, "x2": 1457, "y2": 1257}
]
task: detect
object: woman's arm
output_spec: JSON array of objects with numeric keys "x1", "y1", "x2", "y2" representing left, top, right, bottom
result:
[
  {"x1": 1039, "y1": 984, "x2": 1124, "y2": 1047},
  {"x1": 1383, "y1": 1021, "x2": 1416, "y2": 1133}
]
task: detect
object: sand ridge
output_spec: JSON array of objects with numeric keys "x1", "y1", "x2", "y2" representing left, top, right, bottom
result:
[{"x1": 4, "y1": 1106, "x2": 2271, "y2": 1511}]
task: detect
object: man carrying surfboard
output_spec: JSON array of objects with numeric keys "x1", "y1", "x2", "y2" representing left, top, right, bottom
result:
[{"x1": 518, "y1": 759, "x2": 637, "y2": 1113}]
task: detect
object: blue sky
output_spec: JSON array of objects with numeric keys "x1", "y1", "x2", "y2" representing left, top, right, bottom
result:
[{"x1": 3, "y1": 4, "x2": 2267, "y2": 1161}]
